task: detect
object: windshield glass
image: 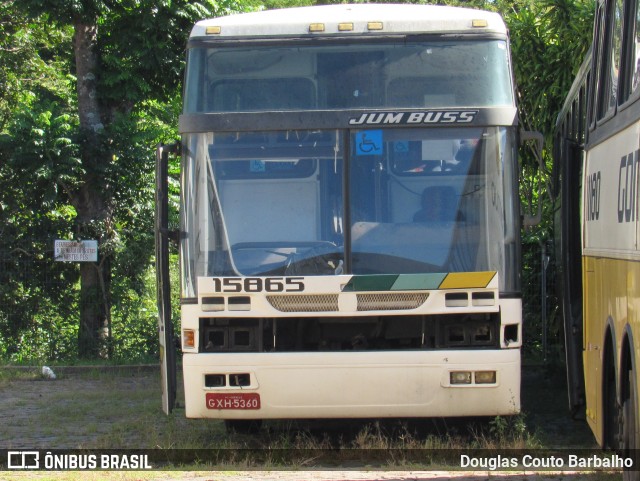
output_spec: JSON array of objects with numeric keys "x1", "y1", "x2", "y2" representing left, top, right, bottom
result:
[
  {"x1": 184, "y1": 40, "x2": 513, "y2": 112},
  {"x1": 180, "y1": 130, "x2": 345, "y2": 297},
  {"x1": 349, "y1": 127, "x2": 517, "y2": 281},
  {"x1": 180, "y1": 126, "x2": 519, "y2": 297}
]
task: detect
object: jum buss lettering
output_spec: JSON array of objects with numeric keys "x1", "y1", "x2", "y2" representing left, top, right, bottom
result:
[{"x1": 349, "y1": 110, "x2": 478, "y2": 126}]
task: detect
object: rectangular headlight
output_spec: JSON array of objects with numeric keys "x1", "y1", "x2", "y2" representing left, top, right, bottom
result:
[
  {"x1": 450, "y1": 371, "x2": 472, "y2": 384},
  {"x1": 475, "y1": 370, "x2": 497, "y2": 384}
]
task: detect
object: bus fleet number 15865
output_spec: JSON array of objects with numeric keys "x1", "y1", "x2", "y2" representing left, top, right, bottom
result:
[{"x1": 211, "y1": 277, "x2": 305, "y2": 293}]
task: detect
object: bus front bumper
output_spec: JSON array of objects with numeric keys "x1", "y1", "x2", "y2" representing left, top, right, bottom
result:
[{"x1": 182, "y1": 349, "x2": 520, "y2": 419}]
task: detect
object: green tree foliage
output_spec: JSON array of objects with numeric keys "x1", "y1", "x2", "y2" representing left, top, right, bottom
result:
[
  {"x1": 0, "y1": 100, "x2": 80, "y2": 359},
  {"x1": 0, "y1": 0, "x2": 249, "y2": 360},
  {"x1": 0, "y1": 4, "x2": 73, "y2": 129},
  {"x1": 0, "y1": 2, "x2": 79, "y2": 360}
]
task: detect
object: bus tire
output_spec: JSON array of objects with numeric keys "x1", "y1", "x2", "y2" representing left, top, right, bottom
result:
[
  {"x1": 604, "y1": 347, "x2": 618, "y2": 450},
  {"x1": 622, "y1": 370, "x2": 639, "y2": 481}
]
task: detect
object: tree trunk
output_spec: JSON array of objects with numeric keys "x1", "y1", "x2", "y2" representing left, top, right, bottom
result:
[
  {"x1": 73, "y1": 19, "x2": 111, "y2": 358},
  {"x1": 74, "y1": 21, "x2": 102, "y2": 135},
  {"x1": 78, "y1": 262, "x2": 106, "y2": 357}
]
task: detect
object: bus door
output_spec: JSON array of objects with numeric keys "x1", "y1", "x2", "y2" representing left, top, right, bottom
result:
[
  {"x1": 559, "y1": 138, "x2": 585, "y2": 415},
  {"x1": 156, "y1": 143, "x2": 178, "y2": 414}
]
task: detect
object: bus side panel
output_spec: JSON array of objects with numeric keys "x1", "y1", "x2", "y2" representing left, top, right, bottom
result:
[
  {"x1": 582, "y1": 255, "x2": 599, "y2": 441},
  {"x1": 582, "y1": 125, "x2": 638, "y2": 256},
  {"x1": 583, "y1": 255, "x2": 640, "y2": 446},
  {"x1": 582, "y1": 121, "x2": 640, "y2": 446}
]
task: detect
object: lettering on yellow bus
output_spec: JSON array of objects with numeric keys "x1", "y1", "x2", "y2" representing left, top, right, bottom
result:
[
  {"x1": 617, "y1": 150, "x2": 638, "y2": 223},
  {"x1": 586, "y1": 170, "x2": 601, "y2": 222}
]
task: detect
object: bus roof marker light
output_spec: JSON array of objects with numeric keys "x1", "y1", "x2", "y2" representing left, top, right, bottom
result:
[
  {"x1": 367, "y1": 21, "x2": 384, "y2": 31},
  {"x1": 472, "y1": 19, "x2": 488, "y2": 28},
  {"x1": 205, "y1": 26, "x2": 221, "y2": 35},
  {"x1": 338, "y1": 22, "x2": 354, "y2": 32},
  {"x1": 309, "y1": 23, "x2": 325, "y2": 33}
]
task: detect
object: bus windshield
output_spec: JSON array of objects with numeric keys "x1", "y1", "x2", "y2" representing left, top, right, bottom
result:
[
  {"x1": 184, "y1": 40, "x2": 513, "y2": 112},
  {"x1": 180, "y1": 126, "x2": 519, "y2": 297}
]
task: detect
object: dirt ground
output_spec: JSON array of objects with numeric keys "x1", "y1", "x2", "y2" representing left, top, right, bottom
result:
[{"x1": 0, "y1": 365, "x2": 163, "y2": 449}]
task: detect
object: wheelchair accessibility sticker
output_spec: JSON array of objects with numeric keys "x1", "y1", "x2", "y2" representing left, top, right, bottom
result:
[{"x1": 355, "y1": 130, "x2": 382, "y2": 156}]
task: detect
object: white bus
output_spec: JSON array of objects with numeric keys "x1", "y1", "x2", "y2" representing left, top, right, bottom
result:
[
  {"x1": 156, "y1": 4, "x2": 527, "y2": 431},
  {"x1": 554, "y1": 0, "x2": 640, "y2": 476}
]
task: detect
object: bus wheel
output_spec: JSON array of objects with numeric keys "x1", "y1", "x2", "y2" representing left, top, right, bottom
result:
[
  {"x1": 605, "y1": 353, "x2": 618, "y2": 449},
  {"x1": 622, "y1": 370, "x2": 639, "y2": 481},
  {"x1": 225, "y1": 419, "x2": 263, "y2": 434}
]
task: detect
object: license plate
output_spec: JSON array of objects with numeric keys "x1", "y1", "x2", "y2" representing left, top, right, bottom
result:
[{"x1": 206, "y1": 393, "x2": 261, "y2": 410}]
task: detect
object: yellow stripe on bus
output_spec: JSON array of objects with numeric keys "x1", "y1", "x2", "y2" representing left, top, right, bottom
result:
[{"x1": 439, "y1": 271, "x2": 496, "y2": 289}]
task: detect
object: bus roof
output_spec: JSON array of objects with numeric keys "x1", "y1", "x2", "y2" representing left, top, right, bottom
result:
[{"x1": 191, "y1": 4, "x2": 507, "y2": 39}]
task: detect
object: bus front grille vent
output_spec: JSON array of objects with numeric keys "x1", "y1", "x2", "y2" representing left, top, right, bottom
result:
[
  {"x1": 356, "y1": 293, "x2": 429, "y2": 311},
  {"x1": 267, "y1": 294, "x2": 339, "y2": 312}
]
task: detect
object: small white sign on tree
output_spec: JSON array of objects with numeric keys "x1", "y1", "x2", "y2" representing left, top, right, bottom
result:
[{"x1": 54, "y1": 240, "x2": 98, "y2": 262}]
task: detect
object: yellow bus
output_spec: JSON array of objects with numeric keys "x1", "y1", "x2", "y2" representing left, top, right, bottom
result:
[
  {"x1": 554, "y1": 0, "x2": 640, "y2": 476},
  {"x1": 157, "y1": 4, "x2": 528, "y2": 432}
]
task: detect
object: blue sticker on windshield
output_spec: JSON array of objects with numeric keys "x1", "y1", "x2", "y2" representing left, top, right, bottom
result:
[
  {"x1": 355, "y1": 130, "x2": 383, "y2": 156},
  {"x1": 394, "y1": 141, "x2": 409, "y2": 153},
  {"x1": 250, "y1": 160, "x2": 266, "y2": 172}
]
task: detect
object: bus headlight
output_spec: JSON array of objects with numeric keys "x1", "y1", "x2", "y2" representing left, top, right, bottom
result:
[
  {"x1": 449, "y1": 370, "x2": 497, "y2": 385},
  {"x1": 450, "y1": 371, "x2": 472, "y2": 384},
  {"x1": 474, "y1": 370, "x2": 497, "y2": 384}
]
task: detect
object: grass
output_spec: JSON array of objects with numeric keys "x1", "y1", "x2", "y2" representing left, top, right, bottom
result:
[
  {"x1": 0, "y1": 367, "x2": 42, "y2": 383},
  {"x1": 0, "y1": 355, "x2": 160, "y2": 367},
  {"x1": 0, "y1": 363, "x2": 617, "y2": 479},
  {"x1": 0, "y1": 364, "x2": 582, "y2": 452}
]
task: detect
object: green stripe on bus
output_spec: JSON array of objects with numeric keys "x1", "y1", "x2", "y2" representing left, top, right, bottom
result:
[
  {"x1": 391, "y1": 273, "x2": 447, "y2": 290},
  {"x1": 343, "y1": 273, "x2": 450, "y2": 291},
  {"x1": 342, "y1": 275, "x2": 399, "y2": 291}
]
